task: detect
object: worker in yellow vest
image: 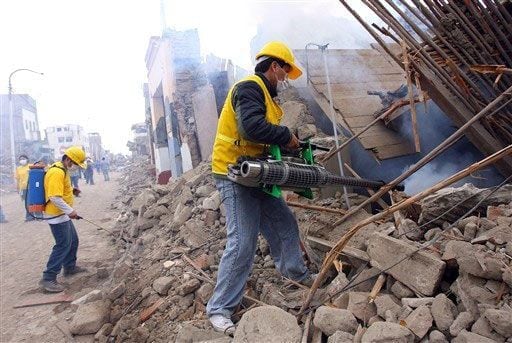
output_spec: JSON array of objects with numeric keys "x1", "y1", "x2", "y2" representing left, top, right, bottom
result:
[
  {"x1": 15, "y1": 154, "x2": 33, "y2": 221},
  {"x1": 207, "y1": 41, "x2": 314, "y2": 334},
  {"x1": 39, "y1": 146, "x2": 87, "y2": 293}
]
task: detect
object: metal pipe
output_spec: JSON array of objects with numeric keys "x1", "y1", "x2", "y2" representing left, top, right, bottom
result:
[{"x1": 321, "y1": 44, "x2": 351, "y2": 208}]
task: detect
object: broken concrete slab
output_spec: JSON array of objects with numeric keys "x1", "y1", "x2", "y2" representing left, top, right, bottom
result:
[
  {"x1": 449, "y1": 311, "x2": 474, "y2": 337},
  {"x1": 70, "y1": 300, "x2": 110, "y2": 335},
  {"x1": 313, "y1": 306, "x2": 358, "y2": 336},
  {"x1": 431, "y1": 294, "x2": 458, "y2": 332},
  {"x1": 361, "y1": 322, "x2": 414, "y2": 343},
  {"x1": 152, "y1": 277, "x2": 173, "y2": 296},
  {"x1": 471, "y1": 315, "x2": 506, "y2": 342},
  {"x1": 233, "y1": 306, "x2": 302, "y2": 343},
  {"x1": 404, "y1": 305, "x2": 432, "y2": 340},
  {"x1": 71, "y1": 290, "x2": 103, "y2": 306},
  {"x1": 391, "y1": 281, "x2": 414, "y2": 299},
  {"x1": 367, "y1": 233, "x2": 446, "y2": 296},
  {"x1": 483, "y1": 308, "x2": 512, "y2": 337},
  {"x1": 401, "y1": 297, "x2": 434, "y2": 308},
  {"x1": 374, "y1": 294, "x2": 401, "y2": 319},
  {"x1": 175, "y1": 324, "x2": 227, "y2": 343},
  {"x1": 327, "y1": 330, "x2": 354, "y2": 343},
  {"x1": 334, "y1": 291, "x2": 377, "y2": 322},
  {"x1": 429, "y1": 330, "x2": 448, "y2": 343},
  {"x1": 451, "y1": 329, "x2": 497, "y2": 343}
]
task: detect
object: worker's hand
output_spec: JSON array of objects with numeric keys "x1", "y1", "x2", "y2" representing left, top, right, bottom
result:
[
  {"x1": 72, "y1": 188, "x2": 81, "y2": 196},
  {"x1": 68, "y1": 211, "x2": 79, "y2": 219},
  {"x1": 285, "y1": 133, "x2": 300, "y2": 150}
]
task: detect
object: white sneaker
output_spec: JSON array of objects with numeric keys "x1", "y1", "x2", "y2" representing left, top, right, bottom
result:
[{"x1": 210, "y1": 314, "x2": 236, "y2": 335}]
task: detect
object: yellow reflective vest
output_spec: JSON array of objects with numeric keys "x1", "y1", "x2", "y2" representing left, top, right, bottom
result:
[
  {"x1": 212, "y1": 75, "x2": 283, "y2": 175},
  {"x1": 44, "y1": 162, "x2": 73, "y2": 215}
]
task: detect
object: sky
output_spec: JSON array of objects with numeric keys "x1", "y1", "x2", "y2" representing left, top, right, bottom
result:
[{"x1": 0, "y1": 0, "x2": 375, "y2": 154}]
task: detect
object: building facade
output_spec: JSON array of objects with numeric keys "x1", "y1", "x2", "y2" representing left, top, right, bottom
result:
[
  {"x1": 44, "y1": 124, "x2": 89, "y2": 159},
  {"x1": 88, "y1": 132, "x2": 103, "y2": 161},
  {"x1": 144, "y1": 28, "x2": 219, "y2": 183},
  {"x1": 0, "y1": 94, "x2": 41, "y2": 163}
]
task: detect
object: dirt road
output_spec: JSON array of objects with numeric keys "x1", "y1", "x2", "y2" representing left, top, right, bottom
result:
[{"x1": 1, "y1": 172, "x2": 121, "y2": 342}]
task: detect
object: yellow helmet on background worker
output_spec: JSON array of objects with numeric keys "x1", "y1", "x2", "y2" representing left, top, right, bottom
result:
[
  {"x1": 64, "y1": 146, "x2": 87, "y2": 169},
  {"x1": 255, "y1": 41, "x2": 302, "y2": 80}
]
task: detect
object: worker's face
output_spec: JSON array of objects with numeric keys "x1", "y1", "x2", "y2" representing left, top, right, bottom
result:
[
  {"x1": 64, "y1": 157, "x2": 77, "y2": 171},
  {"x1": 19, "y1": 158, "x2": 28, "y2": 166},
  {"x1": 271, "y1": 61, "x2": 290, "y2": 82}
]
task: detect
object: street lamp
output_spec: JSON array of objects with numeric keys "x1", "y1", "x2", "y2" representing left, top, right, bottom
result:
[{"x1": 8, "y1": 68, "x2": 44, "y2": 173}]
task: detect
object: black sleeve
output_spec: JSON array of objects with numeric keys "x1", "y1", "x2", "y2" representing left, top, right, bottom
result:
[{"x1": 232, "y1": 81, "x2": 291, "y2": 146}]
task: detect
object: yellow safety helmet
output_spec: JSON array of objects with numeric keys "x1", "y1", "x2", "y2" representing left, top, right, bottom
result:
[
  {"x1": 255, "y1": 41, "x2": 302, "y2": 80},
  {"x1": 64, "y1": 146, "x2": 87, "y2": 169}
]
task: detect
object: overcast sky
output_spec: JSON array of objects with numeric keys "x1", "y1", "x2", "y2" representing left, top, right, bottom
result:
[{"x1": 0, "y1": 0, "x2": 372, "y2": 154}]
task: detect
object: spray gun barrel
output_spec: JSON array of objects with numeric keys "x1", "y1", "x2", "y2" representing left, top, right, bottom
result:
[{"x1": 238, "y1": 160, "x2": 403, "y2": 191}]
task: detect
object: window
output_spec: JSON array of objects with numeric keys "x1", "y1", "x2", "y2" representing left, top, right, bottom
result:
[
  {"x1": 64, "y1": 127, "x2": 69, "y2": 131},
  {"x1": 65, "y1": 137, "x2": 73, "y2": 142},
  {"x1": 58, "y1": 137, "x2": 65, "y2": 143},
  {"x1": 25, "y1": 120, "x2": 29, "y2": 130},
  {"x1": 57, "y1": 127, "x2": 62, "y2": 132}
]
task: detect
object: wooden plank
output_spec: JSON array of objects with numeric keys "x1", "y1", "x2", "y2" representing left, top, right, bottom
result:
[
  {"x1": 344, "y1": 115, "x2": 376, "y2": 128},
  {"x1": 359, "y1": 133, "x2": 406, "y2": 148},
  {"x1": 13, "y1": 293, "x2": 73, "y2": 308},
  {"x1": 306, "y1": 235, "x2": 370, "y2": 262},
  {"x1": 307, "y1": 64, "x2": 403, "y2": 77},
  {"x1": 374, "y1": 142, "x2": 416, "y2": 159},
  {"x1": 314, "y1": 81, "x2": 404, "y2": 94},
  {"x1": 310, "y1": 73, "x2": 403, "y2": 84}
]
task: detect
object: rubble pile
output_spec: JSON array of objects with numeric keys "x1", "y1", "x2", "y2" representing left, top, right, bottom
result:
[{"x1": 68, "y1": 150, "x2": 512, "y2": 343}]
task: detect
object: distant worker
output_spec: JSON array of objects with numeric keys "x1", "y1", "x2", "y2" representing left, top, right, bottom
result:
[
  {"x1": 207, "y1": 41, "x2": 313, "y2": 334},
  {"x1": 84, "y1": 158, "x2": 95, "y2": 185},
  {"x1": 0, "y1": 205, "x2": 7, "y2": 223},
  {"x1": 70, "y1": 167, "x2": 81, "y2": 196},
  {"x1": 95, "y1": 159, "x2": 101, "y2": 174},
  {"x1": 39, "y1": 146, "x2": 87, "y2": 293},
  {"x1": 14, "y1": 154, "x2": 34, "y2": 221},
  {"x1": 100, "y1": 157, "x2": 110, "y2": 181}
]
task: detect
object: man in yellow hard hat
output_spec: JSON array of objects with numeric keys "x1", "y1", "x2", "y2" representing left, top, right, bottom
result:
[
  {"x1": 39, "y1": 146, "x2": 87, "y2": 293},
  {"x1": 207, "y1": 41, "x2": 313, "y2": 333}
]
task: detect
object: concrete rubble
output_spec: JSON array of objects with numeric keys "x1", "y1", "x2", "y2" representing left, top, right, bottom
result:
[{"x1": 63, "y1": 148, "x2": 511, "y2": 341}]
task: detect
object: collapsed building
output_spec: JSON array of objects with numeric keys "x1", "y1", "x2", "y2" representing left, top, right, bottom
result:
[
  {"x1": 143, "y1": 28, "x2": 248, "y2": 184},
  {"x1": 62, "y1": 1, "x2": 512, "y2": 342}
]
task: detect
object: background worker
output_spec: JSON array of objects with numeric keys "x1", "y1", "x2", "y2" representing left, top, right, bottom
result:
[
  {"x1": 14, "y1": 154, "x2": 33, "y2": 221},
  {"x1": 207, "y1": 41, "x2": 313, "y2": 334},
  {"x1": 100, "y1": 157, "x2": 110, "y2": 181},
  {"x1": 84, "y1": 157, "x2": 95, "y2": 185},
  {"x1": 39, "y1": 146, "x2": 87, "y2": 293}
]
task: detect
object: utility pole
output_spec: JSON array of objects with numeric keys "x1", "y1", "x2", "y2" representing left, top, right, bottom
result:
[{"x1": 8, "y1": 68, "x2": 44, "y2": 173}]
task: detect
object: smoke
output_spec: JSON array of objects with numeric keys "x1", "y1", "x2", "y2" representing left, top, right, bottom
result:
[
  {"x1": 249, "y1": 1, "x2": 378, "y2": 58},
  {"x1": 402, "y1": 152, "x2": 474, "y2": 195}
]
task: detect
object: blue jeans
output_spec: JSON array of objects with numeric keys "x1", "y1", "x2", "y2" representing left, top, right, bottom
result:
[
  {"x1": 70, "y1": 175, "x2": 79, "y2": 189},
  {"x1": 20, "y1": 189, "x2": 32, "y2": 220},
  {"x1": 206, "y1": 179, "x2": 308, "y2": 317},
  {"x1": 42, "y1": 220, "x2": 79, "y2": 281}
]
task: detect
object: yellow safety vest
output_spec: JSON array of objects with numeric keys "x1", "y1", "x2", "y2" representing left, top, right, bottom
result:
[
  {"x1": 212, "y1": 75, "x2": 283, "y2": 175},
  {"x1": 44, "y1": 162, "x2": 74, "y2": 215}
]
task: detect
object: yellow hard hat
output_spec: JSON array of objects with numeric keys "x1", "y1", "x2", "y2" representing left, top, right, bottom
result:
[
  {"x1": 255, "y1": 41, "x2": 302, "y2": 80},
  {"x1": 64, "y1": 146, "x2": 87, "y2": 169}
]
